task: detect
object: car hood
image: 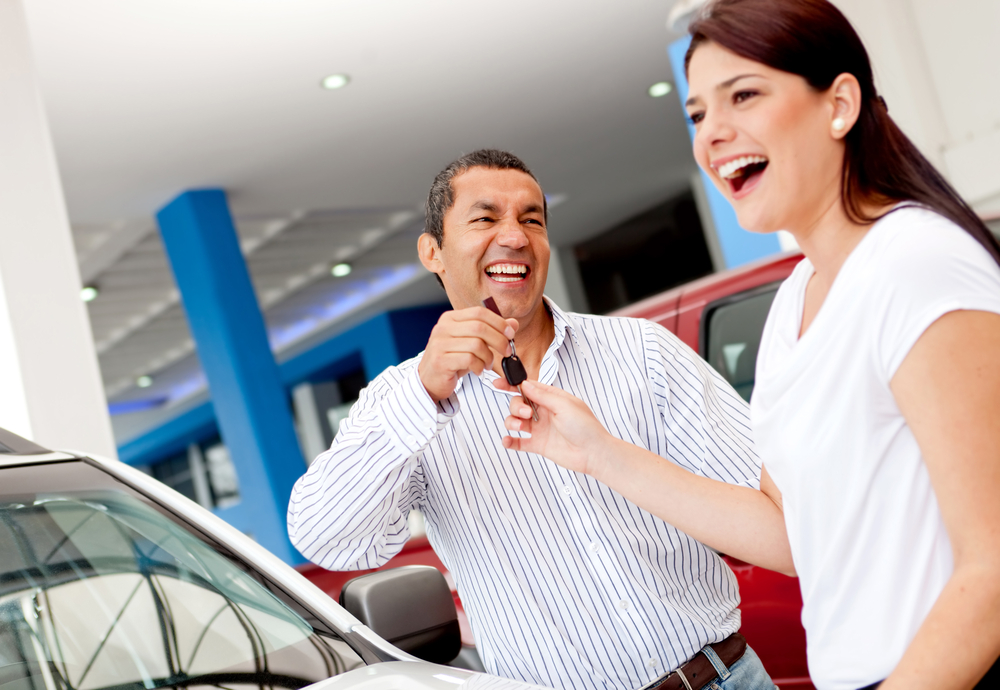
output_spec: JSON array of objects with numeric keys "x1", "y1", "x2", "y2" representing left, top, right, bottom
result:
[{"x1": 304, "y1": 661, "x2": 549, "y2": 690}]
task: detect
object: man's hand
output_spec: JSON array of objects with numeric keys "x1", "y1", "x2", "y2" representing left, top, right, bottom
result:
[{"x1": 418, "y1": 306, "x2": 518, "y2": 402}]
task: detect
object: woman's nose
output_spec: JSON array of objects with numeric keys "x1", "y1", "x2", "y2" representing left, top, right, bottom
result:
[{"x1": 696, "y1": 110, "x2": 737, "y2": 150}]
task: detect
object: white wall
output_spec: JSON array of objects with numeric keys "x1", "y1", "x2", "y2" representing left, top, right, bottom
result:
[
  {"x1": 833, "y1": 0, "x2": 1000, "y2": 216},
  {"x1": 0, "y1": 0, "x2": 116, "y2": 457}
]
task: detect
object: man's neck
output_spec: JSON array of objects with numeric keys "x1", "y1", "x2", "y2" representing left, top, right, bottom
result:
[{"x1": 493, "y1": 301, "x2": 555, "y2": 381}]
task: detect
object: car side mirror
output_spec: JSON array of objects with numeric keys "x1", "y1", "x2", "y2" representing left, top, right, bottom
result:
[{"x1": 339, "y1": 565, "x2": 461, "y2": 664}]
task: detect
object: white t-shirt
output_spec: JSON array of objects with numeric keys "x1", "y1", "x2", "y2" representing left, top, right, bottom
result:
[{"x1": 751, "y1": 206, "x2": 1000, "y2": 690}]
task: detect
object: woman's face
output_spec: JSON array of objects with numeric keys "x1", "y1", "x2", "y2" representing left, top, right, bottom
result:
[{"x1": 686, "y1": 41, "x2": 845, "y2": 235}]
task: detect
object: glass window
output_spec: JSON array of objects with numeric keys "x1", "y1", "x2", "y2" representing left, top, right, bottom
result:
[
  {"x1": 703, "y1": 286, "x2": 779, "y2": 402},
  {"x1": 0, "y1": 461, "x2": 362, "y2": 690}
]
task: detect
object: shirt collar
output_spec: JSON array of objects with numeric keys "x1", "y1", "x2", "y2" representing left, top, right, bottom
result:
[{"x1": 474, "y1": 295, "x2": 579, "y2": 388}]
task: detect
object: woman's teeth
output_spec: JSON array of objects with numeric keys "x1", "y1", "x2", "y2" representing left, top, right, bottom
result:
[
  {"x1": 717, "y1": 155, "x2": 769, "y2": 179},
  {"x1": 486, "y1": 264, "x2": 527, "y2": 282}
]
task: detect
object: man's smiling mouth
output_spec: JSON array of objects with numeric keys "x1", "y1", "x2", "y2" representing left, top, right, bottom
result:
[
  {"x1": 485, "y1": 262, "x2": 529, "y2": 283},
  {"x1": 716, "y1": 155, "x2": 769, "y2": 194}
]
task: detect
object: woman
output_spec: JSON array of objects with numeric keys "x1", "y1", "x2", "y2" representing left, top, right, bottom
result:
[{"x1": 499, "y1": 1, "x2": 1000, "y2": 688}]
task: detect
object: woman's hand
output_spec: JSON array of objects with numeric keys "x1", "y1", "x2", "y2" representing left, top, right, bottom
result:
[{"x1": 498, "y1": 379, "x2": 617, "y2": 477}]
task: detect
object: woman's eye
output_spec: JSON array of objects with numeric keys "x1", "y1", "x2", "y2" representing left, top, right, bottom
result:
[
  {"x1": 733, "y1": 90, "x2": 758, "y2": 104},
  {"x1": 687, "y1": 112, "x2": 704, "y2": 125}
]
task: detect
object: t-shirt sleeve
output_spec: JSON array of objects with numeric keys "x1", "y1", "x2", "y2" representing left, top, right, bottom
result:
[{"x1": 876, "y1": 216, "x2": 1000, "y2": 381}]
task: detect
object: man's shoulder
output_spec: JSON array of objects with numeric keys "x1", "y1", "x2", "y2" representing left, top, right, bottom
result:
[
  {"x1": 360, "y1": 351, "x2": 424, "y2": 393},
  {"x1": 565, "y1": 310, "x2": 678, "y2": 349}
]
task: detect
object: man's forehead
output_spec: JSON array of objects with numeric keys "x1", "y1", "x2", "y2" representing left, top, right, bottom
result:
[{"x1": 451, "y1": 166, "x2": 543, "y2": 206}]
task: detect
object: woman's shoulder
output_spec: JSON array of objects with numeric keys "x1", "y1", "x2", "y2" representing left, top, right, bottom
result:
[{"x1": 869, "y1": 205, "x2": 1000, "y2": 284}]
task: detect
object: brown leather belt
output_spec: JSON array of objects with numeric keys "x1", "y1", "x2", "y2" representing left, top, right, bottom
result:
[{"x1": 645, "y1": 633, "x2": 748, "y2": 690}]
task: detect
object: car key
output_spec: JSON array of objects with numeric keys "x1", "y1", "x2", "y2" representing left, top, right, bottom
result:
[{"x1": 483, "y1": 297, "x2": 539, "y2": 421}]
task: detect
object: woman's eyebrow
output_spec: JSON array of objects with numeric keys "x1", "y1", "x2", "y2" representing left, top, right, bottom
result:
[{"x1": 685, "y1": 73, "x2": 764, "y2": 107}]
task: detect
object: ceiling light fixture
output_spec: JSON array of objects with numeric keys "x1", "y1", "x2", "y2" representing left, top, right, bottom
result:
[
  {"x1": 136, "y1": 375, "x2": 153, "y2": 388},
  {"x1": 321, "y1": 74, "x2": 350, "y2": 90},
  {"x1": 81, "y1": 285, "x2": 99, "y2": 302},
  {"x1": 648, "y1": 82, "x2": 673, "y2": 98},
  {"x1": 331, "y1": 263, "x2": 352, "y2": 277}
]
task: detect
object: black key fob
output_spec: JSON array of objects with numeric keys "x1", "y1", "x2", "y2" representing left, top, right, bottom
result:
[{"x1": 502, "y1": 355, "x2": 528, "y2": 386}]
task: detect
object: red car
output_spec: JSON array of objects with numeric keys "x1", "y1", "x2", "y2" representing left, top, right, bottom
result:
[{"x1": 299, "y1": 250, "x2": 813, "y2": 688}]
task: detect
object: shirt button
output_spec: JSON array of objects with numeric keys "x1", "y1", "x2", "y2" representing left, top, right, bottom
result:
[
  {"x1": 419, "y1": 418, "x2": 435, "y2": 429},
  {"x1": 562, "y1": 485, "x2": 573, "y2": 497},
  {"x1": 588, "y1": 542, "x2": 601, "y2": 554},
  {"x1": 647, "y1": 658, "x2": 659, "y2": 669},
  {"x1": 617, "y1": 599, "x2": 630, "y2": 611},
  {"x1": 405, "y1": 435, "x2": 417, "y2": 445}
]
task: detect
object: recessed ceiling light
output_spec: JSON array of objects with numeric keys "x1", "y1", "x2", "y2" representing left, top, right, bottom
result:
[
  {"x1": 648, "y1": 81, "x2": 673, "y2": 98},
  {"x1": 321, "y1": 74, "x2": 350, "y2": 90},
  {"x1": 136, "y1": 375, "x2": 153, "y2": 388},
  {"x1": 81, "y1": 285, "x2": 99, "y2": 302},
  {"x1": 331, "y1": 263, "x2": 352, "y2": 277}
]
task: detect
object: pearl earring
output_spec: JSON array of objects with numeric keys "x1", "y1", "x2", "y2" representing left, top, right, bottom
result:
[{"x1": 832, "y1": 117, "x2": 846, "y2": 132}]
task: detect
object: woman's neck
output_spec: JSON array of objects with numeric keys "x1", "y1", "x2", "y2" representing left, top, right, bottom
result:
[{"x1": 791, "y1": 195, "x2": 877, "y2": 290}]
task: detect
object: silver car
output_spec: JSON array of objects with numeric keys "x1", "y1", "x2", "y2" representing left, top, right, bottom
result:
[{"x1": 0, "y1": 427, "x2": 543, "y2": 690}]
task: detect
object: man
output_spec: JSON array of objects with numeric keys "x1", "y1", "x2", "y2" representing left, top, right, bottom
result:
[{"x1": 288, "y1": 150, "x2": 772, "y2": 690}]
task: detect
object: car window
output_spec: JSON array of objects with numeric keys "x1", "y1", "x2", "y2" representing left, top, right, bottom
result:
[
  {"x1": 0, "y1": 461, "x2": 362, "y2": 690},
  {"x1": 703, "y1": 286, "x2": 778, "y2": 402}
]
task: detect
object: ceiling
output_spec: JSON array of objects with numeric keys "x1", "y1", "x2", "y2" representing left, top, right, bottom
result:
[{"x1": 23, "y1": 0, "x2": 698, "y2": 437}]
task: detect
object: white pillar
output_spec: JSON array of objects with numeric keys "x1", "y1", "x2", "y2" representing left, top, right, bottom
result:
[
  {"x1": 545, "y1": 247, "x2": 590, "y2": 313},
  {"x1": 0, "y1": 0, "x2": 117, "y2": 458},
  {"x1": 832, "y1": 0, "x2": 1000, "y2": 214}
]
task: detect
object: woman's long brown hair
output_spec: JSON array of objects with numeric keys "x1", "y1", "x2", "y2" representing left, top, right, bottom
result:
[{"x1": 684, "y1": 0, "x2": 1000, "y2": 265}]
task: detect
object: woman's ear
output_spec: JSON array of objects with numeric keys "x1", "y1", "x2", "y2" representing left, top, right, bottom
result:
[{"x1": 829, "y1": 72, "x2": 862, "y2": 139}]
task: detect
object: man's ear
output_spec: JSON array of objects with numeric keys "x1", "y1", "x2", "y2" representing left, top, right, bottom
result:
[{"x1": 417, "y1": 232, "x2": 444, "y2": 275}]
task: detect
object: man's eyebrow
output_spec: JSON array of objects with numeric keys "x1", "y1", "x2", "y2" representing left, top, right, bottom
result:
[
  {"x1": 522, "y1": 203, "x2": 544, "y2": 215},
  {"x1": 469, "y1": 200, "x2": 499, "y2": 214},
  {"x1": 685, "y1": 73, "x2": 763, "y2": 107}
]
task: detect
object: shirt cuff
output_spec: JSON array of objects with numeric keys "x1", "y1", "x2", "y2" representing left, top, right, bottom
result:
[{"x1": 376, "y1": 366, "x2": 460, "y2": 453}]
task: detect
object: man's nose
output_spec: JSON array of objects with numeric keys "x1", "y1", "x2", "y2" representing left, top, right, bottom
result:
[{"x1": 495, "y1": 218, "x2": 528, "y2": 248}]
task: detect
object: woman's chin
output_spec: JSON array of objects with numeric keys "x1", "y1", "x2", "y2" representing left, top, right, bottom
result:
[{"x1": 733, "y1": 209, "x2": 776, "y2": 235}]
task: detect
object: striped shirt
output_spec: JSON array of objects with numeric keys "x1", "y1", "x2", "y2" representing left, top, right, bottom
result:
[{"x1": 288, "y1": 299, "x2": 761, "y2": 690}]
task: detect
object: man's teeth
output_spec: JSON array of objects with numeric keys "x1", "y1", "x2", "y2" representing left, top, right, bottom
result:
[
  {"x1": 717, "y1": 155, "x2": 768, "y2": 179},
  {"x1": 486, "y1": 264, "x2": 527, "y2": 282}
]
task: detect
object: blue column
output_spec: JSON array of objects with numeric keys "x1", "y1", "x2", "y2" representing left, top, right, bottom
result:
[
  {"x1": 156, "y1": 189, "x2": 304, "y2": 564},
  {"x1": 668, "y1": 37, "x2": 781, "y2": 268}
]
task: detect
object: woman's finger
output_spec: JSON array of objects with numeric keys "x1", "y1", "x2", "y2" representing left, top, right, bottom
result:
[
  {"x1": 507, "y1": 396, "x2": 534, "y2": 419},
  {"x1": 502, "y1": 433, "x2": 539, "y2": 454},
  {"x1": 520, "y1": 379, "x2": 573, "y2": 406}
]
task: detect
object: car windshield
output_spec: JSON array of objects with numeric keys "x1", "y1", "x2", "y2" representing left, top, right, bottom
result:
[{"x1": 0, "y1": 461, "x2": 361, "y2": 690}]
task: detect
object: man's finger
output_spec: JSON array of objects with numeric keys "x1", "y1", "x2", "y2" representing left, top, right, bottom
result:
[
  {"x1": 442, "y1": 337, "x2": 496, "y2": 369},
  {"x1": 451, "y1": 306, "x2": 517, "y2": 339},
  {"x1": 441, "y1": 320, "x2": 513, "y2": 358},
  {"x1": 441, "y1": 351, "x2": 491, "y2": 377},
  {"x1": 493, "y1": 378, "x2": 518, "y2": 393}
]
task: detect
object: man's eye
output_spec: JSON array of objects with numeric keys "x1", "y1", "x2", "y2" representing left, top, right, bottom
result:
[{"x1": 524, "y1": 219, "x2": 543, "y2": 226}]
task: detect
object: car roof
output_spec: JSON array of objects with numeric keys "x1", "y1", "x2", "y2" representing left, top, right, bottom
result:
[{"x1": 0, "y1": 427, "x2": 80, "y2": 465}]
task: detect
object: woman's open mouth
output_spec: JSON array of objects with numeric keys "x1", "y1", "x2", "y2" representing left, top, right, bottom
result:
[
  {"x1": 485, "y1": 262, "x2": 529, "y2": 284},
  {"x1": 717, "y1": 155, "x2": 769, "y2": 197}
]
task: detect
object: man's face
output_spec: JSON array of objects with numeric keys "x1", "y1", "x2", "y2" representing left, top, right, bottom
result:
[{"x1": 419, "y1": 166, "x2": 549, "y2": 322}]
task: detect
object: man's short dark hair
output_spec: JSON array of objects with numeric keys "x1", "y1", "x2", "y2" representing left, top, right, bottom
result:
[{"x1": 425, "y1": 149, "x2": 547, "y2": 247}]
